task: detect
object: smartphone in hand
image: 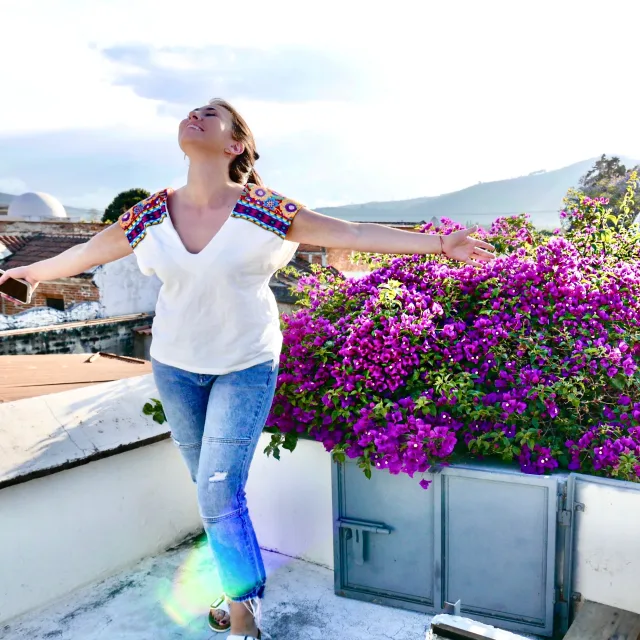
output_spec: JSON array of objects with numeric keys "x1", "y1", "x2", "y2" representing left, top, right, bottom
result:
[{"x1": 0, "y1": 269, "x2": 33, "y2": 305}]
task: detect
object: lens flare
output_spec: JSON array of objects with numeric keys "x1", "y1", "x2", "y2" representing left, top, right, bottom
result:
[{"x1": 158, "y1": 534, "x2": 222, "y2": 629}]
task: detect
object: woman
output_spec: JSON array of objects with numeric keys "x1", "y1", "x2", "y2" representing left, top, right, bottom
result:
[{"x1": 0, "y1": 99, "x2": 495, "y2": 639}]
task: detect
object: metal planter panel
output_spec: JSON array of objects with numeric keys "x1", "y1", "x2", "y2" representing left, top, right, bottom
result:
[
  {"x1": 333, "y1": 460, "x2": 559, "y2": 637},
  {"x1": 441, "y1": 466, "x2": 558, "y2": 636},
  {"x1": 333, "y1": 461, "x2": 439, "y2": 612}
]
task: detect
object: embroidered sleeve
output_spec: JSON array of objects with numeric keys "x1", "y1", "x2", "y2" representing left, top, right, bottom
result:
[
  {"x1": 119, "y1": 190, "x2": 169, "y2": 249},
  {"x1": 232, "y1": 184, "x2": 304, "y2": 239}
]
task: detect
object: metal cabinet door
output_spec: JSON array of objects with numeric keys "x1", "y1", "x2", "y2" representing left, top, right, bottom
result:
[
  {"x1": 333, "y1": 460, "x2": 439, "y2": 613},
  {"x1": 441, "y1": 466, "x2": 559, "y2": 637},
  {"x1": 569, "y1": 473, "x2": 640, "y2": 617}
]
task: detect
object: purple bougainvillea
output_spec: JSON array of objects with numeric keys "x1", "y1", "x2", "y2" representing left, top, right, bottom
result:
[{"x1": 266, "y1": 184, "x2": 640, "y2": 488}]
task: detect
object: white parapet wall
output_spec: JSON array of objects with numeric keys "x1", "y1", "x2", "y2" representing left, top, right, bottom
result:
[
  {"x1": 248, "y1": 435, "x2": 334, "y2": 570},
  {"x1": 0, "y1": 376, "x2": 334, "y2": 624},
  {"x1": 0, "y1": 440, "x2": 201, "y2": 623}
]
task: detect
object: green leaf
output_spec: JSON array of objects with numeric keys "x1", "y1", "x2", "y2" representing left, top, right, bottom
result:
[{"x1": 283, "y1": 432, "x2": 299, "y2": 453}]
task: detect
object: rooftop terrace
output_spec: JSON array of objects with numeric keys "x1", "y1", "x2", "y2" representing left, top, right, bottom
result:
[
  {"x1": 3, "y1": 536, "x2": 433, "y2": 640},
  {"x1": 0, "y1": 354, "x2": 638, "y2": 639}
]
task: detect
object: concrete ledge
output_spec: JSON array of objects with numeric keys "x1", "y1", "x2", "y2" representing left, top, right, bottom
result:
[{"x1": 0, "y1": 374, "x2": 168, "y2": 489}]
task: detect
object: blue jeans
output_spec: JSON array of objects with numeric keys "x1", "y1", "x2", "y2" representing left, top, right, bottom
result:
[{"x1": 151, "y1": 357, "x2": 279, "y2": 602}]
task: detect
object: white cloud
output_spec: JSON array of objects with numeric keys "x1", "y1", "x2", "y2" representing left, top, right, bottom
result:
[
  {"x1": 0, "y1": 0, "x2": 638, "y2": 207},
  {"x1": 0, "y1": 177, "x2": 28, "y2": 194}
]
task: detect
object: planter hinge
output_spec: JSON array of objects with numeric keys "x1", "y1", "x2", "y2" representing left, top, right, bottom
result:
[
  {"x1": 557, "y1": 508, "x2": 572, "y2": 526},
  {"x1": 338, "y1": 518, "x2": 391, "y2": 566},
  {"x1": 557, "y1": 494, "x2": 585, "y2": 526},
  {"x1": 555, "y1": 599, "x2": 569, "y2": 625}
]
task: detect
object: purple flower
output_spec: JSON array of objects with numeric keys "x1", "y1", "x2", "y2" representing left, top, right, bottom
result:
[{"x1": 268, "y1": 221, "x2": 640, "y2": 488}]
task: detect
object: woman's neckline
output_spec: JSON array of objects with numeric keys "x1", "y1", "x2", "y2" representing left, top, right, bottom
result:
[{"x1": 163, "y1": 184, "x2": 248, "y2": 256}]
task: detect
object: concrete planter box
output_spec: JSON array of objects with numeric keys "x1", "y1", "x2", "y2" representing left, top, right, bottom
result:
[{"x1": 332, "y1": 459, "x2": 640, "y2": 637}]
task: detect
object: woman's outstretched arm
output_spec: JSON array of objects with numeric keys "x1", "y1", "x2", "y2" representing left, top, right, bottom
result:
[
  {"x1": 0, "y1": 223, "x2": 132, "y2": 290},
  {"x1": 287, "y1": 208, "x2": 496, "y2": 267}
]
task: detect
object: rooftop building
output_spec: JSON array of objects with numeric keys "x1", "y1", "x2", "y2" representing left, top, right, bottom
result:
[{"x1": 7, "y1": 192, "x2": 68, "y2": 221}]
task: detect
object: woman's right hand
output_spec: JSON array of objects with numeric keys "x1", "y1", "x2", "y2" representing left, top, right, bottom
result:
[
  {"x1": 0, "y1": 223, "x2": 133, "y2": 291},
  {"x1": 0, "y1": 266, "x2": 40, "y2": 291}
]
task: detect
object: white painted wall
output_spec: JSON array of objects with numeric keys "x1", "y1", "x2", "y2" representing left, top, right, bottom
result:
[
  {"x1": 93, "y1": 255, "x2": 161, "y2": 317},
  {"x1": 248, "y1": 436, "x2": 334, "y2": 569},
  {"x1": 572, "y1": 475, "x2": 640, "y2": 615},
  {"x1": 0, "y1": 302, "x2": 101, "y2": 331},
  {"x1": 0, "y1": 441, "x2": 201, "y2": 624}
]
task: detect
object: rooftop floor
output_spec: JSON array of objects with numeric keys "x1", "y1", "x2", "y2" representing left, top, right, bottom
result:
[{"x1": 2, "y1": 535, "x2": 430, "y2": 640}]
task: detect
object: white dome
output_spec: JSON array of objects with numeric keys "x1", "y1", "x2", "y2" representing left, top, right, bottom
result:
[{"x1": 8, "y1": 192, "x2": 67, "y2": 220}]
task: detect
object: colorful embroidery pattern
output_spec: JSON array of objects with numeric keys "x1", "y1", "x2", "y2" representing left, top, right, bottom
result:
[
  {"x1": 119, "y1": 190, "x2": 171, "y2": 249},
  {"x1": 232, "y1": 184, "x2": 303, "y2": 239}
]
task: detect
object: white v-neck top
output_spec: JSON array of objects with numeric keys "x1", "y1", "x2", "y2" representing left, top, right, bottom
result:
[{"x1": 118, "y1": 184, "x2": 303, "y2": 374}]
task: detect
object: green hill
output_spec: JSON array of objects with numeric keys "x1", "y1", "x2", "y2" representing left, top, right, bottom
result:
[{"x1": 317, "y1": 157, "x2": 639, "y2": 229}]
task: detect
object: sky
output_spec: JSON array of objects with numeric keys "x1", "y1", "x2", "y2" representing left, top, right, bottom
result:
[{"x1": 0, "y1": 0, "x2": 639, "y2": 210}]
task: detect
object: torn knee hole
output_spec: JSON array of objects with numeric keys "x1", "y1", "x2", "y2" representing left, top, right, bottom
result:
[
  {"x1": 209, "y1": 471, "x2": 228, "y2": 482},
  {"x1": 172, "y1": 437, "x2": 199, "y2": 449}
]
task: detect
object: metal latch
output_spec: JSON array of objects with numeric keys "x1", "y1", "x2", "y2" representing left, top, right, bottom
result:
[
  {"x1": 338, "y1": 518, "x2": 391, "y2": 565},
  {"x1": 443, "y1": 599, "x2": 462, "y2": 616}
]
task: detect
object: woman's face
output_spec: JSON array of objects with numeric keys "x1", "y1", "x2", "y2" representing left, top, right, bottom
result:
[{"x1": 178, "y1": 103, "x2": 239, "y2": 158}]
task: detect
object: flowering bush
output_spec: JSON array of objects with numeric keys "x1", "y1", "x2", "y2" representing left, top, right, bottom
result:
[
  {"x1": 560, "y1": 171, "x2": 640, "y2": 263},
  {"x1": 266, "y1": 203, "x2": 640, "y2": 488}
]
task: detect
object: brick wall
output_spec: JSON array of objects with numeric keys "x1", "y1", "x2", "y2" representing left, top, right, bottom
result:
[
  {"x1": 0, "y1": 220, "x2": 104, "y2": 236},
  {"x1": 0, "y1": 277, "x2": 100, "y2": 316},
  {"x1": 0, "y1": 314, "x2": 153, "y2": 357}
]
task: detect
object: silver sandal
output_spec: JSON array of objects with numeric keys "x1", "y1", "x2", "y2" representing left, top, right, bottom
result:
[{"x1": 208, "y1": 595, "x2": 230, "y2": 633}]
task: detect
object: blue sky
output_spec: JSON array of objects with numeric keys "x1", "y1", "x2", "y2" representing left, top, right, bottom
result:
[{"x1": 0, "y1": 0, "x2": 638, "y2": 210}]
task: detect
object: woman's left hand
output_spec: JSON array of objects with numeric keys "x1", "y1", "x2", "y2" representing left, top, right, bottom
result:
[{"x1": 442, "y1": 226, "x2": 496, "y2": 266}]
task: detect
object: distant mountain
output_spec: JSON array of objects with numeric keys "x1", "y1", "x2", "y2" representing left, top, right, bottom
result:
[
  {"x1": 0, "y1": 192, "x2": 99, "y2": 221},
  {"x1": 317, "y1": 157, "x2": 640, "y2": 229}
]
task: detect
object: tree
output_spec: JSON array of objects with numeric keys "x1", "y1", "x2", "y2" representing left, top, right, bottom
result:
[
  {"x1": 564, "y1": 155, "x2": 640, "y2": 228},
  {"x1": 102, "y1": 188, "x2": 151, "y2": 224}
]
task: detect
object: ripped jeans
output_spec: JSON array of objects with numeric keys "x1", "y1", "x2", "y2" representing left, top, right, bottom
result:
[{"x1": 151, "y1": 357, "x2": 278, "y2": 602}]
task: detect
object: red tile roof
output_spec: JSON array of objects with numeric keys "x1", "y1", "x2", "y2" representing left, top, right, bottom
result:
[
  {"x1": 0, "y1": 234, "x2": 88, "y2": 269},
  {"x1": 0, "y1": 235, "x2": 30, "y2": 255},
  {"x1": 0, "y1": 353, "x2": 152, "y2": 403}
]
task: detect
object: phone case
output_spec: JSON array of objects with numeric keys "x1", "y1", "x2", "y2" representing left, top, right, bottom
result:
[{"x1": 0, "y1": 270, "x2": 33, "y2": 305}]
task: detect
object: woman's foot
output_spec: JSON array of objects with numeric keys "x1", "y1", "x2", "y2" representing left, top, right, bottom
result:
[{"x1": 228, "y1": 599, "x2": 261, "y2": 637}]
